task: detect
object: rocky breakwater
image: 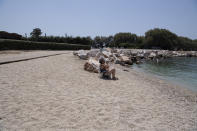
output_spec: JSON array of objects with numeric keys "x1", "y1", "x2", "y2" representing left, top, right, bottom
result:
[{"x1": 73, "y1": 49, "x2": 197, "y2": 73}]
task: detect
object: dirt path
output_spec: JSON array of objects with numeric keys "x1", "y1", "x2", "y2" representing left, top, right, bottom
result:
[{"x1": 0, "y1": 51, "x2": 196, "y2": 130}]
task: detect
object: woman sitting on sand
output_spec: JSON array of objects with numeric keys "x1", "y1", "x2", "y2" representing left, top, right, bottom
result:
[{"x1": 99, "y1": 58, "x2": 118, "y2": 80}]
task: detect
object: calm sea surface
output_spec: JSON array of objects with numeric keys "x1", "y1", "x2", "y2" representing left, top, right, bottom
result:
[{"x1": 133, "y1": 57, "x2": 197, "y2": 92}]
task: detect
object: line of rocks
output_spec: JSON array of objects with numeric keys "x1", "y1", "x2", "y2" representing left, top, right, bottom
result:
[{"x1": 73, "y1": 48, "x2": 197, "y2": 73}]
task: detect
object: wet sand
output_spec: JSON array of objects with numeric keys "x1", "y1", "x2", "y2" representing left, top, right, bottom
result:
[{"x1": 0, "y1": 51, "x2": 197, "y2": 130}]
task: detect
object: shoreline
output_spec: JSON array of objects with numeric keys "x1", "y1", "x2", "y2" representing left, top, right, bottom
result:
[
  {"x1": 117, "y1": 64, "x2": 197, "y2": 101},
  {"x1": 0, "y1": 51, "x2": 197, "y2": 130},
  {"x1": 132, "y1": 64, "x2": 197, "y2": 93}
]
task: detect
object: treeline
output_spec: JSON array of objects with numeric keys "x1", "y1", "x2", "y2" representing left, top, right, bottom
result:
[
  {"x1": 143, "y1": 28, "x2": 197, "y2": 50},
  {"x1": 92, "y1": 29, "x2": 197, "y2": 51},
  {"x1": 0, "y1": 29, "x2": 91, "y2": 50},
  {"x1": 0, "y1": 31, "x2": 22, "y2": 40},
  {"x1": 0, "y1": 39, "x2": 90, "y2": 50},
  {"x1": 26, "y1": 36, "x2": 92, "y2": 46},
  {"x1": 1, "y1": 28, "x2": 197, "y2": 50},
  {"x1": 0, "y1": 29, "x2": 93, "y2": 46}
]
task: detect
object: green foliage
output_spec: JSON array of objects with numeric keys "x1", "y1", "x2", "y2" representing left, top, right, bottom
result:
[
  {"x1": 114, "y1": 33, "x2": 137, "y2": 47},
  {"x1": 92, "y1": 36, "x2": 113, "y2": 48},
  {"x1": 1, "y1": 28, "x2": 197, "y2": 50},
  {"x1": 0, "y1": 31, "x2": 22, "y2": 40},
  {"x1": 30, "y1": 28, "x2": 42, "y2": 40},
  {"x1": 117, "y1": 43, "x2": 138, "y2": 49},
  {"x1": 119, "y1": 43, "x2": 130, "y2": 48},
  {"x1": 28, "y1": 35, "x2": 92, "y2": 45},
  {"x1": 177, "y1": 36, "x2": 193, "y2": 50},
  {"x1": 0, "y1": 39, "x2": 90, "y2": 50},
  {"x1": 144, "y1": 28, "x2": 179, "y2": 50},
  {"x1": 143, "y1": 28, "x2": 197, "y2": 50}
]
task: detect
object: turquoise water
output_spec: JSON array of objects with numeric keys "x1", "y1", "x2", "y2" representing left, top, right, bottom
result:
[{"x1": 133, "y1": 57, "x2": 197, "y2": 92}]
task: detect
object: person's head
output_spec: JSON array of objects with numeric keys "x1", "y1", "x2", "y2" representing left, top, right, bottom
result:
[{"x1": 99, "y1": 58, "x2": 105, "y2": 64}]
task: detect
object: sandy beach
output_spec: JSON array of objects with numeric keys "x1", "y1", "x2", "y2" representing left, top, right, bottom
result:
[{"x1": 0, "y1": 51, "x2": 197, "y2": 131}]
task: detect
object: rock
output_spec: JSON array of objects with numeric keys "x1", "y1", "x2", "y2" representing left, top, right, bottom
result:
[
  {"x1": 136, "y1": 53, "x2": 144, "y2": 59},
  {"x1": 87, "y1": 50, "x2": 99, "y2": 57},
  {"x1": 119, "y1": 55, "x2": 133, "y2": 65},
  {"x1": 136, "y1": 60, "x2": 141, "y2": 64},
  {"x1": 120, "y1": 55, "x2": 129, "y2": 62},
  {"x1": 123, "y1": 69, "x2": 129, "y2": 72},
  {"x1": 186, "y1": 52, "x2": 194, "y2": 57},
  {"x1": 108, "y1": 55, "x2": 116, "y2": 63},
  {"x1": 114, "y1": 53, "x2": 120, "y2": 57},
  {"x1": 131, "y1": 50, "x2": 138, "y2": 56},
  {"x1": 149, "y1": 52, "x2": 156, "y2": 58},
  {"x1": 102, "y1": 48, "x2": 112, "y2": 53},
  {"x1": 84, "y1": 58, "x2": 100, "y2": 73},
  {"x1": 75, "y1": 49, "x2": 197, "y2": 72},
  {"x1": 125, "y1": 60, "x2": 133, "y2": 65},
  {"x1": 115, "y1": 58, "x2": 122, "y2": 64},
  {"x1": 102, "y1": 51, "x2": 112, "y2": 58},
  {"x1": 120, "y1": 62, "x2": 126, "y2": 66},
  {"x1": 73, "y1": 51, "x2": 78, "y2": 56},
  {"x1": 79, "y1": 54, "x2": 88, "y2": 60},
  {"x1": 111, "y1": 48, "x2": 118, "y2": 53},
  {"x1": 144, "y1": 52, "x2": 150, "y2": 59},
  {"x1": 157, "y1": 51, "x2": 164, "y2": 57},
  {"x1": 130, "y1": 56, "x2": 141, "y2": 64},
  {"x1": 77, "y1": 50, "x2": 88, "y2": 60}
]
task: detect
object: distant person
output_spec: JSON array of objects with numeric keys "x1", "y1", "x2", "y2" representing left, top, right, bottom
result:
[{"x1": 99, "y1": 58, "x2": 118, "y2": 80}]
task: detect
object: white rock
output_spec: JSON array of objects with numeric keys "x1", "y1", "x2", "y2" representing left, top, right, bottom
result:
[
  {"x1": 149, "y1": 52, "x2": 156, "y2": 58},
  {"x1": 102, "y1": 51, "x2": 112, "y2": 58},
  {"x1": 84, "y1": 58, "x2": 100, "y2": 73},
  {"x1": 88, "y1": 58, "x2": 100, "y2": 70},
  {"x1": 119, "y1": 55, "x2": 130, "y2": 62},
  {"x1": 77, "y1": 50, "x2": 88, "y2": 60},
  {"x1": 73, "y1": 51, "x2": 78, "y2": 56},
  {"x1": 87, "y1": 50, "x2": 99, "y2": 57}
]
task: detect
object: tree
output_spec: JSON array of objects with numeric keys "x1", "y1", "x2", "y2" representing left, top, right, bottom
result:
[
  {"x1": 0, "y1": 31, "x2": 22, "y2": 40},
  {"x1": 114, "y1": 32, "x2": 137, "y2": 47},
  {"x1": 193, "y1": 39, "x2": 197, "y2": 44},
  {"x1": 30, "y1": 28, "x2": 42, "y2": 40},
  {"x1": 178, "y1": 36, "x2": 195, "y2": 50},
  {"x1": 92, "y1": 36, "x2": 113, "y2": 48},
  {"x1": 144, "y1": 28, "x2": 179, "y2": 50}
]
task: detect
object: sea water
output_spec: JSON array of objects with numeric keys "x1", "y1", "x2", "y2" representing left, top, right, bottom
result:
[{"x1": 133, "y1": 57, "x2": 197, "y2": 92}]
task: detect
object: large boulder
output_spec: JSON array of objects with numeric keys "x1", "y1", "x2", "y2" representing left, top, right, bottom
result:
[
  {"x1": 84, "y1": 58, "x2": 100, "y2": 73},
  {"x1": 102, "y1": 48, "x2": 112, "y2": 53},
  {"x1": 136, "y1": 53, "x2": 144, "y2": 59},
  {"x1": 87, "y1": 50, "x2": 99, "y2": 57},
  {"x1": 148, "y1": 52, "x2": 156, "y2": 58},
  {"x1": 73, "y1": 50, "x2": 85, "y2": 56},
  {"x1": 111, "y1": 48, "x2": 118, "y2": 53},
  {"x1": 102, "y1": 51, "x2": 112, "y2": 58},
  {"x1": 108, "y1": 54, "x2": 117, "y2": 63},
  {"x1": 120, "y1": 55, "x2": 130, "y2": 62},
  {"x1": 79, "y1": 54, "x2": 88, "y2": 60},
  {"x1": 119, "y1": 55, "x2": 133, "y2": 65},
  {"x1": 77, "y1": 50, "x2": 88, "y2": 60}
]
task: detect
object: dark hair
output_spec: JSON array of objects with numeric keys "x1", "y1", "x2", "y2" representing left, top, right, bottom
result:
[{"x1": 99, "y1": 58, "x2": 105, "y2": 64}]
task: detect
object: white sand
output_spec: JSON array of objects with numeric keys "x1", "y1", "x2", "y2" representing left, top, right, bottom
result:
[{"x1": 0, "y1": 51, "x2": 197, "y2": 131}]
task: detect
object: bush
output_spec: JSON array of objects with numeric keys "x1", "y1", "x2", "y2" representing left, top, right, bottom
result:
[
  {"x1": 0, "y1": 31, "x2": 22, "y2": 40},
  {"x1": 114, "y1": 33, "x2": 137, "y2": 47},
  {"x1": 144, "y1": 28, "x2": 179, "y2": 50},
  {"x1": 0, "y1": 39, "x2": 90, "y2": 50}
]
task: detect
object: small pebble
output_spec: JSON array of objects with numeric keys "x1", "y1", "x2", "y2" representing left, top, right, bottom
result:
[{"x1": 123, "y1": 69, "x2": 129, "y2": 72}]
